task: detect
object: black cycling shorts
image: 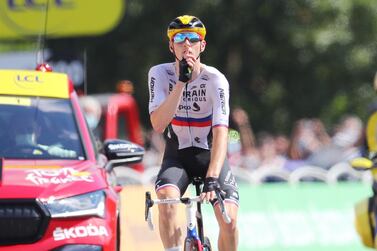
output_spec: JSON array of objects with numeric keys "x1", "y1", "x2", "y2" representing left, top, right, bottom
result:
[{"x1": 155, "y1": 146, "x2": 239, "y2": 205}]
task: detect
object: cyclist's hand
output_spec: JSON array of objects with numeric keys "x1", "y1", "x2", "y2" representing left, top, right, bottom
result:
[
  {"x1": 201, "y1": 177, "x2": 220, "y2": 203},
  {"x1": 178, "y1": 58, "x2": 192, "y2": 82}
]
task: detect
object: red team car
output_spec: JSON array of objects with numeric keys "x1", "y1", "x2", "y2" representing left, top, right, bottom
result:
[{"x1": 0, "y1": 69, "x2": 144, "y2": 251}]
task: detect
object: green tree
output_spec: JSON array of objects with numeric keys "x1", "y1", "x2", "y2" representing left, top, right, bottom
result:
[{"x1": 3, "y1": 0, "x2": 377, "y2": 135}]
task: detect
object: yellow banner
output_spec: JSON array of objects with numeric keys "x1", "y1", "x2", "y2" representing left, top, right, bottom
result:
[
  {"x1": 0, "y1": 70, "x2": 69, "y2": 98},
  {"x1": 0, "y1": 0, "x2": 125, "y2": 39},
  {"x1": 0, "y1": 96, "x2": 31, "y2": 106}
]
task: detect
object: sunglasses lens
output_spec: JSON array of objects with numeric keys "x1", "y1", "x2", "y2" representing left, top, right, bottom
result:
[{"x1": 173, "y1": 32, "x2": 201, "y2": 43}]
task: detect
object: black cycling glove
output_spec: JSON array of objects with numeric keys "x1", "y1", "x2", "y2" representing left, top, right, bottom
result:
[
  {"x1": 202, "y1": 177, "x2": 220, "y2": 193},
  {"x1": 179, "y1": 58, "x2": 192, "y2": 82}
]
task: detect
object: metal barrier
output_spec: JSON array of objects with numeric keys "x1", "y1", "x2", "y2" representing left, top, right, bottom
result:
[{"x1": 114, "y1": 161, "x2": 373, "y2": 186}]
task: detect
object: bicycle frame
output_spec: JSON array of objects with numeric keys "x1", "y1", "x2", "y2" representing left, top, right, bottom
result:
[{"x1": 145, "y1": 180, "x2": 230, "y2": 250}]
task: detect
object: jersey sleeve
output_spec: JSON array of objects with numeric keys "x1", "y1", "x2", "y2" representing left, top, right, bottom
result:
[
  {"x1": 148, "y1": 65, "x2": 167, "y2": 114},
  {"x1": 210, "y1": 73, "x2": 230, "y2": 127}
]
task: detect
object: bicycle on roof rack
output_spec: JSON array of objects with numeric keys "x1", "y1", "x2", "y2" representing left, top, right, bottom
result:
[{"x1": 145, "y1": 177, "x2": 231, "y2": 251}]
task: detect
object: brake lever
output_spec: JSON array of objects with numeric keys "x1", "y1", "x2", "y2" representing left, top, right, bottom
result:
[
  {"x1": 215, "y1": 189, "x2": 231, "y2": 224},
  {"x1": 145, "y1": 192, "x2": 155, "y2": 230}
]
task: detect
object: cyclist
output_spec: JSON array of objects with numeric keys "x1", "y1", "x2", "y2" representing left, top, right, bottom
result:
[{"x1": 148, "y1": 15, "x2": 239, "y2": 251}]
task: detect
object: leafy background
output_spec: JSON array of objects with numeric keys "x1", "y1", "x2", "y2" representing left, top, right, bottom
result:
[{"x1": 2, "y1": 0, "x2": 377, "y2": 135}]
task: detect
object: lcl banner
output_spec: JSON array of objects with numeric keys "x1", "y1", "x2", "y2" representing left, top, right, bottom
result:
[{"x1": 0, "y1": 0, "x2": 125, "y2": 39}]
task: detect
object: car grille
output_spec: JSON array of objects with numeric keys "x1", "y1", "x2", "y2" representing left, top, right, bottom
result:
[{"x1": 0, "y1": 200, "x2": 50, "y2": 245}]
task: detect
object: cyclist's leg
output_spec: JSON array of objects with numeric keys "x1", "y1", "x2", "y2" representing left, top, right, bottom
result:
[
  {"x1": 155, "y1": 159, "x2": 190, "y2": 250},
  {"x1": 187, "y1": 149, "x2": 239, "y2": 250},
  {"x1": 213, "y1": 159, "x2": 239, "y2": 251},
  {"x1": 214, "y1": 202, "x2": 239, "y2": 251}
]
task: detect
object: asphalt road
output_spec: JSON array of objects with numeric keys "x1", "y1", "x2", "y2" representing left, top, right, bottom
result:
[{"x1": 120, "y1": 185, "x2": 187, "y2": 251}]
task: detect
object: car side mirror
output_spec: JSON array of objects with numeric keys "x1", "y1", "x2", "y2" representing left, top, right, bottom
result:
[{"x1": 103, "y1": 139, "x2": 144, "y2": 172}]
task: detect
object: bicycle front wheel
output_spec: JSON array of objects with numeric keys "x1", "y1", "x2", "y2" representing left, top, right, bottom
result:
[
  {"x1": 203, "y1": 237, "x2": 211, "y2": 251},
  {"x1": 184, "y1": 237, "x2": 201, "y2": 251}
]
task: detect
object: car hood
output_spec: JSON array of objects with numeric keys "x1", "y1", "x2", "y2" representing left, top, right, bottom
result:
[{"x1": 0, "y1": 159, "x2": 108, "y2": 200}]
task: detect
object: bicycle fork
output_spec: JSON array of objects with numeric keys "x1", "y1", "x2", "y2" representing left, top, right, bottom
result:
[
  {"x1": 186, "y1": 200, "x2": 200, "y2": 240},
  {"x1": 185, "y1": 200, "x2": 204, "y2": 251}
]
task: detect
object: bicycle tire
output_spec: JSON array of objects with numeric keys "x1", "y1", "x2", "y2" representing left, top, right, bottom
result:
[
  {"x1": 203, "y1": 237, "x2": 211, "y2": 251},
  {"x1": 184, "y1": 237, "x2": 202, "y2": 251}
]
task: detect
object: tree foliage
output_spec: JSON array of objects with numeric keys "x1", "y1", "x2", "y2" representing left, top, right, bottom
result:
[{"x1": 4, "y1": 0, "x2": 377, "y2": 134}]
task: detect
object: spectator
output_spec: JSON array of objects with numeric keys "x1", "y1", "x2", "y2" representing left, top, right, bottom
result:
[
  {"x1": 79, "y1": 96, "x2": 102, "y2": 138},
  {"x1": 229, "y1": 107, "x2": 260, "y2": 170},
  {"x1": 116, "y1": 79, "x2": 134, "y2": 94},
  {"x1": 143, "y1": 129, "x2": 166, "y2": 167},
  {"x1": 306, "y1": 115, "x2": 363, "y2": 169},
  {"x1": 274, "y1": 134, "x2": 290, "y2": 157},
  {"x1": 287, "y1": 118, "x2": 331, "y2": 160},
  {"x1": 256, "y1": 132, "x2": 286, "y2": 170}
]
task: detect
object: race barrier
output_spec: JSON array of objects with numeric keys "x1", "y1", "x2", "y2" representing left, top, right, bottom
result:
[
  {"x1": 120, "y1": 183, "x2": 372, "y2": 251},
  {"x1": 118, "y1": 162, "x2": 374, "y2": 251},
  {"x1": 202, "y1": 183, "x2": 372, "y2": 251},
  {"x1": 114, "y1": 162, "x2": 373, "y2": 186}
]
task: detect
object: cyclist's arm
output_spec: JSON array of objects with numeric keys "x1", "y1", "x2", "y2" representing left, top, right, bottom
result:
[
  {"x1": 148, "y1": 65, "x2": 186, "y2": 133},
  {"x1": 207, "y1": 126, "x2": 228, "y2": 178},
  {"x1": 150, "y1": 82, "x2": 185, "y2": 133},
  {"x1": 204, "y1": 72, "x2": 230, "y2": 199}
]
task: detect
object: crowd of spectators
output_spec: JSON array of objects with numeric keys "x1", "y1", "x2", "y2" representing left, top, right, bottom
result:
[
  {"x1": 226, "y1": 107, "x2": 364, "y2": 173},
  {"x1": 79, "y1": 92, "x2": 365, "y2": 175},
  {"x1": 141, "y1": 106, "x2": 364, "y2": 175},
  {"x1": 77, "y1": 76, "x2": 365, "y2": 175}
]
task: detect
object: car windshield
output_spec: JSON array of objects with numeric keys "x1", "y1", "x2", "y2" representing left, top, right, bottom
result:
[{"x1": 0, "y1": 95, "x2": 85, "y2": 160}]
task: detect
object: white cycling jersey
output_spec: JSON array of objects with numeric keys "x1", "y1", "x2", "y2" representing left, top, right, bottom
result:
[{"x1": 148, "y1": 62, "x2": 230, "y2": 150}]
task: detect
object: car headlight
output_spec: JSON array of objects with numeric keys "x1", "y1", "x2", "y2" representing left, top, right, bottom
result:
[{"x1": 45, "y1": 190, "x2": 105, "y2": 218}]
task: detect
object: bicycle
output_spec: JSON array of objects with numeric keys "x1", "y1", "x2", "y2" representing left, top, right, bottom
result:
[{"x1": 144, "y1": 177, "x2": 231, "y2": 251}]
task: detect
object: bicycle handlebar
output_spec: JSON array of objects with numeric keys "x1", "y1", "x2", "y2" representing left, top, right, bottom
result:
[{"x1": 144, "y1": 189, "x2": 231, "y2": 230}]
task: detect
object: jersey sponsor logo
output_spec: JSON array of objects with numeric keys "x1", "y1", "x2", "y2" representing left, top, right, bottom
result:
[
  {"x1": 218, "y1": 88, "x2": 226, "y2": 115},
  {"x1": 230, "y1": 191, "x2": 239, "y2": 201},
  {"x1": 194, "y1": 137, "x2": 200, "y2": 143},
  {"x1": 182, "y1": 88, "x2": 207, "y2": 102},
  {"x1": 192, "y1": 102, "x2": 200, "y2": 111},
  {"x1": 149, "y1": 77, "x2": 155, "y2": 103},
  {"x1": 200, "y1": 83, "x2": 206, "y2": 88},
  {"x1": 166, "y1": 69, "x2": 174, "y2": 76},
  {"x1": 178, "y1": 104, "x2": 191, "y2": 110},
  {"x1": 224, "y1": 170, "x2": 238, "y2": 189},
  {"x1": 201, "y1": 75, "x2": 209, "y2": 81}
]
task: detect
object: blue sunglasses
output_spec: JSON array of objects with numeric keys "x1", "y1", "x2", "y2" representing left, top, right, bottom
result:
[{"x1": 173, "y1": 32, "x2": 202, "y2": 43}]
